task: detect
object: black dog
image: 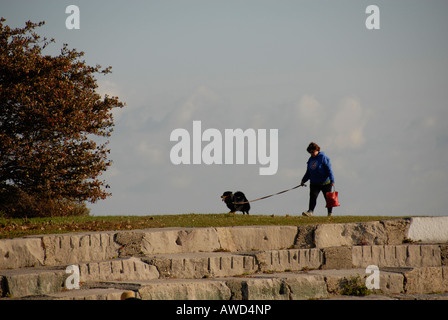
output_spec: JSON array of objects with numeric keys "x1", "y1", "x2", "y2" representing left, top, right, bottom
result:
[{"x1": 221, "y1": 191, "x2": 250, "y2": 215}]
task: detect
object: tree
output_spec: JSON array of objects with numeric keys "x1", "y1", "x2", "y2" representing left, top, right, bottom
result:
[{"x1": 0, "y1": 19, "x2": 125, "y2": 217}]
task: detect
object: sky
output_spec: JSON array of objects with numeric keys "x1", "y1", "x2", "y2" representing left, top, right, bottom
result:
[{"x1": 2, "y1": 0, "x2": 448, "y2": 216}]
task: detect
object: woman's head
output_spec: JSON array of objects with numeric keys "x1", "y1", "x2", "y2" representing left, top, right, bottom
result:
[
  {"x1": 306, "y1": 142, "x2": 320, "y2": 157},
  {"x1": 306, "y1": 142, "x2": 320, "y2": 152}
]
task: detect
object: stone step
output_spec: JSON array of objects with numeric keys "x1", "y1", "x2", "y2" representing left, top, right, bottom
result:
[
  {"x1": 145, "y1": 243, "x2": 447, "y2": 279},
  {"x1": 4, "y1": 288, "x2": 125, "y2": 300},
  {"x1": 143, "y1": 248, "x2": 323, "y2": 279},
  {"x1": 9, "y1": 266, "x2": 447, "y2": 300},
  {"x1": 93, "y1": 265, "x2": 448, "y2": 299},
  {"x1": 0, "y1": 225, "x2": 301, "y2": 269},
  {"x1": 5, "y1": 217, "x2": 448, "y2": 270},
  {"x1": 2, "y1": 217, "x2": 448, "y2": 300},
  {"x1": 2, "y1": 243, "x2": 447, "y2": 298},
  {"x1": 0, "y1": 256, "x2": 159, "y2": 298},
  {"x1": 325, "y1": 243, "x2": 447, "y2": 269},
  {"x1": 0, "y1": 266, "x2": 66, "y2": 298}
]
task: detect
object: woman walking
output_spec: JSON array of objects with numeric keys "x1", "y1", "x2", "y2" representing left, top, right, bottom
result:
[{"x1": 300, "y1": 142, "x2": 335, "y2": 217}]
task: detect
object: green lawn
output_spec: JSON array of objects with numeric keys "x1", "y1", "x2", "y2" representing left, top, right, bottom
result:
[{"x1": 0, "y1": 213, "x2": 407, "y2": 239}]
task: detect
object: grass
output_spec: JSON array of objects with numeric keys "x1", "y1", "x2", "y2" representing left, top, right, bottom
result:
[
  {"x1": 0, "y1": 213, "x2": 406, "y2": 239},
  {"x1": 341, "y1": 275, "x2": 371, "y2": 296}
]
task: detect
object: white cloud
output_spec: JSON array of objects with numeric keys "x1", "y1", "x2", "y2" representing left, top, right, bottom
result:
[
  {"x1": 331, "y1": 97, "x2": 370, "y2": 150},
  {"x1": 97, "y1": 80, "x2": 121, "y2": 98},
  {"x1": 296, "y1": 95, "x2": 325, "y2": 129},
  {"x1": 168, "y1": 86, "x2": 222, "y2": 127},
  {"x1": 423, "y1": 116, "x2": 437, "y2": 128},
  {"x1": 293, "y1": 95, "x2": 370, "y2": 151},
  {"x1": 136, "y1": 141, "x2": 164, "y2": 165}
]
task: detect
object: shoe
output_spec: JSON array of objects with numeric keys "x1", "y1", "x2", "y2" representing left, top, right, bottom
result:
[
  {"x1": 302, "y1": 211, "x2": 313, "y2": 217},
  {"x1": 327, "y1": 212, "x2": 333, "y2": 217}
]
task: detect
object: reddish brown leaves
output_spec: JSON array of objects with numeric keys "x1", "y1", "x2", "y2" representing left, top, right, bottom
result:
[{"x1": 0, "y1": 19, "x2": 125, "y2": 216}]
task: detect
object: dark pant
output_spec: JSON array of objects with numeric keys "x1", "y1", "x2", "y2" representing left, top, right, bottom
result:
[{"x1": 309, "y1": 183, "x2": 333, "y2": 214}]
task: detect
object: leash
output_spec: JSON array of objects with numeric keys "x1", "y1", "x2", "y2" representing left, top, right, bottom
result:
[{"x1": 233, "y1": 184, "x2": 306, "y2": 204}]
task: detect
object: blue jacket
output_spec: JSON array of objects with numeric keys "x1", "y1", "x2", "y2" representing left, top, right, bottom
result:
[{"x1": 301, "y1": 151, "x2": 335, "y2": 185}]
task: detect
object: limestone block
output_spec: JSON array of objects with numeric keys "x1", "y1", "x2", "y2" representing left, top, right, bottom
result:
[
  {"x1": 283, "y1": 274, "x2": 328, "y2": 300},
  {"x1": 315, "y1": 220, "x2": 410, "y2": 249},
  {"x1": 294, "y1": 225, "x2": 317, "y2": 248},
  {"x1": 404, "y1": 267, "x2": 448, "y2": 294},
  {"x1": 240, "y1": 273, "x2": 328, "y2": 300},
  {"x1": 381, "y1": 219, "x2": 411, "y2": 244},
  {"x1": 42, "y1": 231, "x2": 119, "y2": 266},
  {"x1": 50, "y1": 288, "x2": 124, "y2": 300},
  {"x1": 315, "y1": 222, "x2": 382, "y2": 248},
  {"x1": 322, "y1": 246, "x2": 353, "y2": 269},
  {"x1": 314, "y1": 224, "x2": 352, "y2": 248},
  {"x1": 352, "y1": 244, "x2": 442, "y2": 268},
  {"x1": 407, "y1": 217, "x2": 448, "y2": 242},
  {"x1": 379, "y1": 271, "x2": 404, "y2": 294},
  {"x1": 243, "y1": 278, "x2": 287, "y2": 300},
  {"x1": 255, "y1": 248, "x2": 323, "y2": 272},
  {"x1": 173, "y1": 228, "x2": 221, "y2": 253},
  {"x1": 352, "y1": 245, "x2": 405, "y2": 268},
  {"x1": 158, "y1": 254, "x2": 211, "y2": 279},
  {"x1": 209, "y1": 253, "x2": 257, "y2": 278},
  {"x1": 113, "y1": 231, "x2": 147, "y2": 256},
  {"x1": 216, "y1": 226, "x2": 298, "y2": 252},
  {"x1": 0, "y1": 268, "x2": 66, "y2": 297},
  {"x1": 116, "y1": 228, "x2": 221, "y2": 255},
  {"x1": 0, "y1": 238, "x2": 45, "y2": 269},
  {"x1": 138, "y1": 279, "x2": 231, "y2": 300},
  {"x1": 405, "y1": 245, "x2": 441, "y2": 267},
  {"x1": 78, "y1": 257, "x2": 159, "y2": 282},
  {"x1": 145, "y1": 252, "x2": 257, "y2": 279}
]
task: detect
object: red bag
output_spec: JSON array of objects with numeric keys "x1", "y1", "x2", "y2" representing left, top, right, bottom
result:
[{"x1": 326, "y1": 186, "x2": 340, "y2": 208}]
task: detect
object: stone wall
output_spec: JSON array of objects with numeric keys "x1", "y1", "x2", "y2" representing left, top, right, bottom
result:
[
  {"x1": 2, "y1": 217, "x2": 447, "y2": 270},
  {"x1": 1, "y1": 217, "x2": 448, "y2": 300}
]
